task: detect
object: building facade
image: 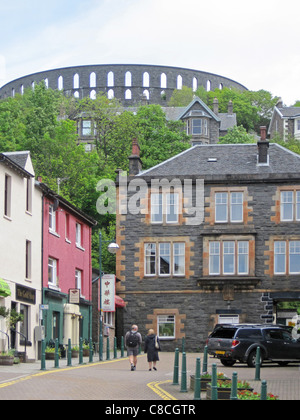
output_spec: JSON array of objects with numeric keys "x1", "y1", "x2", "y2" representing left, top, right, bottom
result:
[
  {"x1": 116, "y1": 132, "x2": 300, "y2": 351},
  {"x1": 38, "y1": 183, "x2": 96, "y2": 348},
  {"x1": 268, "y1": 99, "x2": 300, "y2": 141},
  {"x1": 0, "y1": 152, "x2": 42, "y2": 361}
]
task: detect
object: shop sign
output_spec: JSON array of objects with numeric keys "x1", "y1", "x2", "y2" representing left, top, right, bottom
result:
[
  {"x1": 16, "y1": 285, "x2": 36, "y2": 304},
  {"x1": 101, "y1": 274, "x2": 115, "y2": 312},
  {"x1": 69, "y1": 289, "x2": 80, "y2": 304}
]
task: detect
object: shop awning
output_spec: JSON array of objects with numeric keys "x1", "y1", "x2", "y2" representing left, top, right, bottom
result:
[
  {"x1": 0, "y1": 278, "x2": 11, "y2": 298},
  {"x1": 115, "y1": 295, "x2": 126, "y2": 308}
]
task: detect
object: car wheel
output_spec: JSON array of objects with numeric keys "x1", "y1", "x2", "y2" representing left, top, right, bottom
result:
[
  {"x1": 247, "y1": 349, "x2": 262, "y2": 368},
  {"x1": 220, "y1": 359, "x2": 236, "y2": 367}
]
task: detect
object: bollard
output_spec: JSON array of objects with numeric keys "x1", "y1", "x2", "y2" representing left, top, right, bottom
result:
[
  {"x1": 114, "y1": 337, "x2": 117, "y2": 359},
  {"x1": 194, "y1": 357, "x2": 201, "y2": 401},
  {"x1": 255, "y1": 347, "x2": 261, "y2": 381},
  {"x1": 261, "y1": 380, "x2": 267, "y2": 400},
  {"x1": 55, "y1": 338, "x2": 59, "y2": 369},
  {"x1": 99, "y1": 333, "x2": 103, "y2": 361},
  {"x1": 79, "y1": 337, "x2": 83, "y2": 365},
  {"x1": 211, "y1": 363, "x2": 218, "y2": 401},
  {"x1": 41, "y1": 339, "x2": 46, "y2": 371},
  {"x1": 89, "y1": 338, "x2": 93, "y2": 363},
  {"x1": 180, "y1": 352, "x2": 188, "y2": 393},
  {"x1": 203, "y1": 345, "x2": 208, "y2": 373},
  {"x1": 67, "y1": 338, "x2": 72, "y2": 366},
  {"x1": 121, "y1": 336, "x2": 125, "y2": 358},
  {"x1": 181, "y1": 337, "x2": 185, "y2": 353},
  {"x1": 172, "y1": 348, "x2": 179, "y2": 385},
  {"x1": 230, "y1": 372, "x2": 238, "y2": 400},
  {"x1": 106, "y1": 337, "x2": 110, "y2": 360}
]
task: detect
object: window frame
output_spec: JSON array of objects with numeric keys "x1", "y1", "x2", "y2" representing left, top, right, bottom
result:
[
  {"x1": 144, "y1": 241, "x2": 186, "y2": 278},
  {"x1": 209, "y1": 240, "x2": 250, "y2": 276},
  {"x1": 215, "y1": 191, "x2": 244, "y2": 224}
]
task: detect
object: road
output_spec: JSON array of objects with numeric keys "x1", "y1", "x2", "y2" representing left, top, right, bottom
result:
[{"x1": 0, "y1": 352, "x2": 299, "y2": 400}]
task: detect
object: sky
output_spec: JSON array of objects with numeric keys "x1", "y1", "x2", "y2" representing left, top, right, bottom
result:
[{"x1": 0, "y1": 0, "x2": 299, "y2": 105}]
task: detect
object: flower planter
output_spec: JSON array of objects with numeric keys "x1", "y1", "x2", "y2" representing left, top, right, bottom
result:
[
  {"x1": 206, "y1": 382, "x2": 254, "y2": 401},
  {"x1": 0, "y1": 355, "x2": 14, "y2": 366},
  {"x1": 83, "y1": 349, "x2": 89, "y2": 357},
  {"x1": 190, "y1": 375, "x2": 229, "y2": 392},
  {"x1": 45, "y1": 352, "x2": 55, "y2": 360},
  {"x1": 72, "y1": 350, "x2": 79, "y2": 358}
]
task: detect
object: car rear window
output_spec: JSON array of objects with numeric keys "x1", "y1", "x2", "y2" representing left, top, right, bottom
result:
[
  {"x1": 210, "y1": 328, "x2": 237, "y2": 339},
  {"x1": 236, "y1": 329, "x2": 263, "y2": 339}
]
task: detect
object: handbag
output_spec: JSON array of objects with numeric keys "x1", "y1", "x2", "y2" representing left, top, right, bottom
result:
[{"x1": 155, "y1": 335, "x2": 160, "y2": 350}]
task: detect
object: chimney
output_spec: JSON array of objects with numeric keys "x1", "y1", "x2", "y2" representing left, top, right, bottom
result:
[
  {"x1": 228, "y1": 100, "x2": 233, "y2": 115},
  {"x1": 276, "y1": 98, "x2": 283, "y2": 108},
  {"x1": 257, "y1": 126, "x2": 269, "y2": 165},
  {"x1": 213, "y1": 98, "x2": 219, "y2": 115},
  {"x1": 129, "y1": 138, "x2": 142, "y2": 176}
]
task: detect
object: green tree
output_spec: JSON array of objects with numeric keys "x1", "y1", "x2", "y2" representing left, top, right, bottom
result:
[{"x1": 219, "y1": 125, "x2": 256, "y2": 144}]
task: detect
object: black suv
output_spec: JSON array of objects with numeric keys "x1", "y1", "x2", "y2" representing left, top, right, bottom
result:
[{"x1": 206, "y1": 324, "x2": 300, "y2": 367}]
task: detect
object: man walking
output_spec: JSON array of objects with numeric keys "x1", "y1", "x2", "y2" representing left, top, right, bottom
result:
[{"x1": 125, "y1": 324, "x2": 142, "y2": 371}]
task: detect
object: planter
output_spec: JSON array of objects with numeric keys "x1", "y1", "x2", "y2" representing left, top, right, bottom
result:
[
  {"x1": 190, "y1": 375, "x2": 229, "y2": 392},
  {"x1": 45, "y1": 352, "x2": 55, "y2": 360},
  {"x1": 83, "y1": 349, "x2": 89, "y2": 357},
  {"x1": 206, "y1": 383, "x2": 254, "y2": 401},
  {"x1": 0, "y1": 355, "x2": 14, "y2": 366},
  {"x1": 72, "y1": 350, "x2": 79, "y2": 358}
]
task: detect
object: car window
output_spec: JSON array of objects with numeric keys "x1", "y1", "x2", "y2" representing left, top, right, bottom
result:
[
  {"x1": 236, "y1": 329, "x2": 262, "y2": 339},
  {"x1": 210, "y1": 328, "x2": 237, "y2": 338},
  {"x1": 282, "y1": 331, "x2": 293, "y2": 341},
  {"x1": 265, "y1": 329, "x2": 283, "y2": 340}
]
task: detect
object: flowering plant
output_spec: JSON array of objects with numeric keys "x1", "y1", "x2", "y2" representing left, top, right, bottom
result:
[{"x1": 238, "y1": 390, "x2": 279, "y2": 400}]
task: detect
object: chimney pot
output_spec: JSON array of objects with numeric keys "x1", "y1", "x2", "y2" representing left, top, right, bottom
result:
[{"x1": 260, "y1": 126, "x2": 267, "y2": 141}]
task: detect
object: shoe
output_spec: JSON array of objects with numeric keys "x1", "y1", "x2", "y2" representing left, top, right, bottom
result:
[
  {"x1": 149, "y1": 368, "x2": 152, "y2": 371},
  {"x1": 131, "y1": 365, "x2": 134, "y2": 371},
  {"x1": 153, "y1": 367, "x2": 157, "y2": 371}
]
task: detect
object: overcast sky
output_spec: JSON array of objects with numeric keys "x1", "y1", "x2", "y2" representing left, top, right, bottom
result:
[{"x1": 0, "y1": 0, "x2": 299, "y2": 105}]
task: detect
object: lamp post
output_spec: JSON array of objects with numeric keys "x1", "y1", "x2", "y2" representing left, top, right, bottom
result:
[{"x1": 99, "y1": 231, "x2": 119, "y2": 360}]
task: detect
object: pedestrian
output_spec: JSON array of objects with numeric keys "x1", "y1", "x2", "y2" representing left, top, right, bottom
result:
[
  {"x1": 125, "y1": 324, "x2": 142, "y2": 371},
  {"x1": 144, "y1": 329, "x2": 161, "y2": 371}
]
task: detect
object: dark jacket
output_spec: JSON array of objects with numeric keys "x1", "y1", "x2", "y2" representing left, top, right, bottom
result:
[{"x1": 144, "y1": 334, "x2": 161, "y2": 362}]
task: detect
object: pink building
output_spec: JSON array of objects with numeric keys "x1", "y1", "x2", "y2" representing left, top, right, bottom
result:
[{"x1": 38, "y1": 182, "x2": 97, "y2": 346}]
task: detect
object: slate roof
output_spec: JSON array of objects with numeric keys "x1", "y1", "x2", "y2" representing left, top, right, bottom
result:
[
  {"x1": 277, "y1": 107, "x2": 300, "y2": 118},
  {"x1": 0, "y1": 151, "x2": 33, "y2": 178},
  {"x1": 138, "y1": 143, "x2": 300, "y2": 180}
]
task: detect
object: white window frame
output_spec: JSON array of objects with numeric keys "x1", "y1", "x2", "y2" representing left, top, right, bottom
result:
[
  {"x1": 75, "y1": 269, "x2": 82, "y2": 293},
  {"x1": 209, "y1": 242, "x2": 220, "y2": 275},
  {"x1": 151, "y1": 194, "x2": 163, "y2": 224},
  {"x1": 289, "y1": 241, "x2": 300, "y2": 274},
  {"x1": 49, "y1": 205, "x2": 57, "y2": 233},
  {"x1": 151, "y1": 193, "x2": 179, "y2": 224},
  {"x1": 209, "y1": 240, "x2": 250, "y2": 276},
  {"x1": 281, "y1": 191, "x2": 294, "y2": 221},
  {"x1": 76, "y1": 223, "x2": 82, "y2": 247},
  {"x1": 145, "y1": 243, "x2": 157, "y2": 276},
  {"x1": 159, "y1": 243, "x2": 171, "y2": 276},
  {"x1": 173, "y1": 243, "x2": 185, "y2": 276},
  {"x1": 157, "y1": 315, "x2": 175, "y2": 340},
  {"x1": 48, "y1": 258, "x2": 58, "y2": 286},
  {"x1": 274, "y1": 241, "x2": 286, "y2": 275},
  {"x1": 166, "y1": 193, "x2": 179, "y2": 224}
]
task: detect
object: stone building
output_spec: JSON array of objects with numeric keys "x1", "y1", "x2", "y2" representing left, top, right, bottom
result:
[
  {"x1": 268, "y1": 99, "x2": 300, "y2": 141},
  {"x1": 116, "y1": 130, "x2": 300, "y2": 351}
]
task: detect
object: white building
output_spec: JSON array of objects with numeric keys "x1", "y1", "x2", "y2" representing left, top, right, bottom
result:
[{"x1": 0, "y1": 152, "x2": 42, "y2": 361}]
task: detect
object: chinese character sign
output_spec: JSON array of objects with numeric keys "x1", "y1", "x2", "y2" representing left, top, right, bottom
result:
[{"x1": 101, "y1": 274, "x2": 116, "y2": 312}]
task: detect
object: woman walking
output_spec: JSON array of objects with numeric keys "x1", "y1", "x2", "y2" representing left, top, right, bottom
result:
[{"x1": 144, "y1": 329, "x2": 161, "y2": 371}]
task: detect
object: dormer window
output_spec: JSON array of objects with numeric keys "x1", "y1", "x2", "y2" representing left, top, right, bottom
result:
[{"x1": 191, "y1": 118, "x2": 208, "y2": 136}]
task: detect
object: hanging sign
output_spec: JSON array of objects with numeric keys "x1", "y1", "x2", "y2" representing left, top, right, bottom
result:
[{"x1": 101, "y1": 274, "x2": 115, "y2": 312}]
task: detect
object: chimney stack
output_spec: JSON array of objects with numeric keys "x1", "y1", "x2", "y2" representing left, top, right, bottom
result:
[
  {"x1": 257, "y1": 126, "x2": 269, "y2": 165},
  {"x1": 129, "y1": 138, "x2": 142, "y2": 176},
  {"x1": 228, "y1": 100, "x2": 233, "y2": 115},
  {"x1": 213, "y1": 98, "x2": 219, "y2": 115}
]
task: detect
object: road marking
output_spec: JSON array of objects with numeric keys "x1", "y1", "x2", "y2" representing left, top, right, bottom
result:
[
  {"x1": 147, "y1": 380, "x2": 177, "y2": 400},
  {"x1": 0, "y1": 357, "x2": 134, "y2": 389}
]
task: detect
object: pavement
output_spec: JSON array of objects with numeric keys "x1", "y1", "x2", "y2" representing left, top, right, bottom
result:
[{"x1": 0, "y1": 351, "x2": 299, "y2": 400}]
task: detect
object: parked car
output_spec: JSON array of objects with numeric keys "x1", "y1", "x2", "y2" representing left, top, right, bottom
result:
[{"x1": 206, "y1": 324, "x2": 300, "y2": 367}]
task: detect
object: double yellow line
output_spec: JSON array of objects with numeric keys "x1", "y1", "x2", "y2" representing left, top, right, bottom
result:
[{"x1": 147, "y1": 380, "x2": 177, "y2": 400}]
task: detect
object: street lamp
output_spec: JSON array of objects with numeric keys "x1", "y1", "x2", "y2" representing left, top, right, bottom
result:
[{"x1": 99, "y1": 231, "x2": 119, "y2": 360}]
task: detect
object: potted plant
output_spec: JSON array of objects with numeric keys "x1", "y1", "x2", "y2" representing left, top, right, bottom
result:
[
  {"x1": 71, "y1": 345, "x2": 80, "y2": 358},
  {"x1": 207, "y1": 380, "x2": 253, "y2": 400},
  {"x1": 83, "y1": 341, "x2": 90, "y2": 357},
  {"x1": 0, "y1": 349, "x2": 15, "y2": 366},
  {"x1": 190, "y1": 371, "x2": 229, "y2": 392}
]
